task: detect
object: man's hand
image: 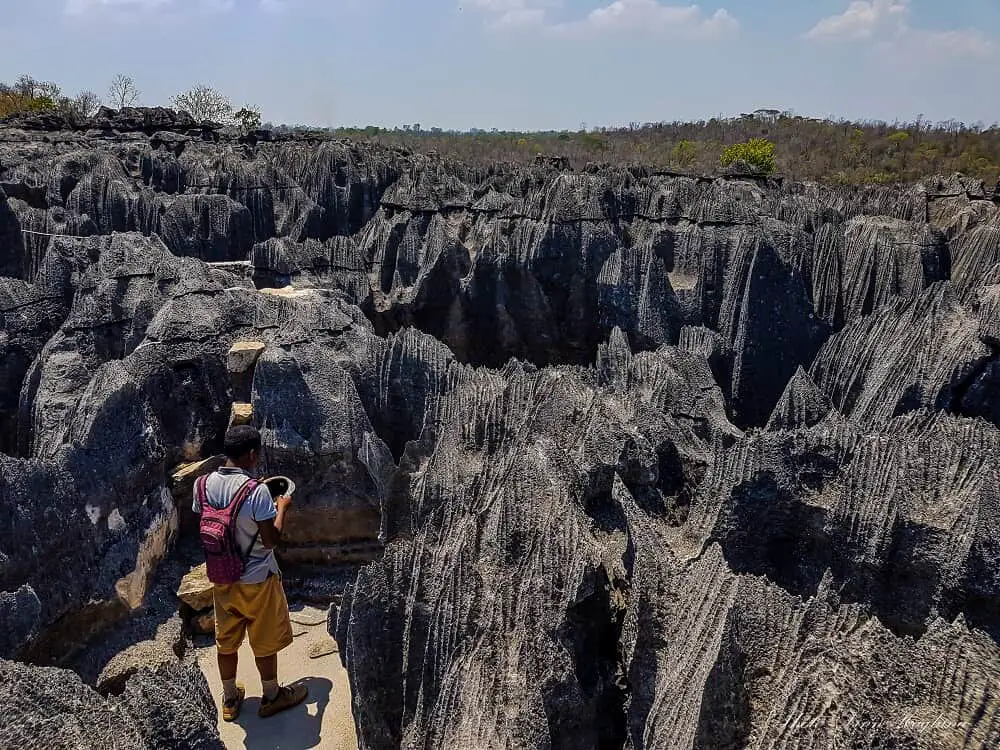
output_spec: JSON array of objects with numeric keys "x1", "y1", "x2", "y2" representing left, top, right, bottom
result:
[{"x1": 260, "y1": 494, "x2": 293, "y2": 548}]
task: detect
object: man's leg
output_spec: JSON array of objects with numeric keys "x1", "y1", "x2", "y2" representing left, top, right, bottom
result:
[
  {"x1": 254, "y1": 653, "x2": 279, "y2": 701},
  {"x1": 247, "y1": 575, "x2": 305, "y2": 717},
  {"x1": 213, "y1": 584, "x2": 249, "y2": 718},
  {"x1": 218, "y1": 650, "x2": 241, "y2": 702},
  {"x1": 255, "y1": 649, "x2": 307, "y2": 717}
]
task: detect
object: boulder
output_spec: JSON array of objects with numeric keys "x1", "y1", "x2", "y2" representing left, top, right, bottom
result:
[
  {"x1": 227, "y1": 402, "x2": 253, "y2": 429},
  {"x1": 170, "y1": 455, "x2": 226, "y2": 533},
  {"x1": 177, "y1": 564, "x2": 214, "y2": 612},
  {"x1": 251, "y1": 345, "x2": 382, "y2": 563},
  {"x1": 114, "y1": 488, "x2": 179, "y2": 611},
  {"x1": 95, "y1": 617, "x2": 183, "y2": 696},
  {"x1": 290, "y1": 606, "x2": 328, "y2": 627},
  {"x1": 227, "y1": 340, "x2": 266, "y2": 401},
  {"x1": 192, "y1": 612, "x2": 215, "y2": 635},
  {"x1": 307, "y1": 636, "x2": 339, "y2": 658}
]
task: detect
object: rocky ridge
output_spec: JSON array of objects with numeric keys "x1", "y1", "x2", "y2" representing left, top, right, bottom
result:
[{"x1": 1, "y1": 109, "x2": 1000, "y2": 748}]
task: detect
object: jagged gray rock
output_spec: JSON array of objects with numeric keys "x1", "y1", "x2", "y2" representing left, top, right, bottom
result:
[
  {"x1": 18, "y1": 231, "x2": 247, "y2": 458},
  {"x1": 250, "y1": 235, "x2": 370, "y2": 303},
  {"x1": 159, "y1": 193, "x2": 254, "y2": 262},
  {"x1": 805, "y1": 215, "x2": 949, "y2": 328},
  {"x1": 0, "y1": 187, "x2": 26, "y2": 279},
  {"x1": 809, "y1": 282, "x2": 1000, "y2": 429},
  {"x1": 1, "y1": 657, "x2": 223, "y2": 749},
  {"x1": 95, "y1": 616, "x2": 183, "y2": 695},
  {"x1": 0, "y1": 276, "x2": 65, "y2": 452},
  {"x1": 951, "y1": 210, "x2": 1000, "y2": 294},
  {"x1": 336, "y1": 332, "x2": 739, "y2": 748},
  {"x1": 682, "y1": 410, "x2": 1000, "y2": 637},
  {"x1": 0, "y1": 585, "x2": 41, "y2": 660},
  {"x1": 3, "y1": 117, "x2": 1000, "y2": 749},
  {"x1": 765, "y1": 366, "x2": 836, "y2": 431},
  {"x1": 253, "y1": 343, "x2": 381, "y2": 564}
]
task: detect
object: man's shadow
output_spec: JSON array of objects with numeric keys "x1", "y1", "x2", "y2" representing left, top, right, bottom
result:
[{"x1": 237, "y1": 676, "x2": 333, "y2": 750}]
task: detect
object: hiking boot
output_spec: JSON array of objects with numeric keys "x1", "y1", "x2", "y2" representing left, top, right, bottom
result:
[
  {"x1": 222, "y1": 684, "x2": 246, "y2": 722},
  {"x1": 258, "y1": 683, "x2": 308, "y2": 718}
]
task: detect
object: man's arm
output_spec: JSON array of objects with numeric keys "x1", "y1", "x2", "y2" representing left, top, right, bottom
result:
[{"x1": 258, "y1": 495, "x2": 292, "y2": 549}]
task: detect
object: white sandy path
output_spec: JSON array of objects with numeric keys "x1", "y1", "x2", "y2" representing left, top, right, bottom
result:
[{"x1": 196, "y1": 605, "x2": 358, "y2": 750}]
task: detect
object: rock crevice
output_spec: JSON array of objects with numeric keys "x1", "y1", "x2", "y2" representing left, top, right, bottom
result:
[{"x1": 2, "y1": 114, "x2": 1000, "y2": 747}]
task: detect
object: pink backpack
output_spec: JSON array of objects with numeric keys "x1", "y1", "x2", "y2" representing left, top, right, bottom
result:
[{"x1": 195, "y1": 475, "x2": 259, "y2": 585}]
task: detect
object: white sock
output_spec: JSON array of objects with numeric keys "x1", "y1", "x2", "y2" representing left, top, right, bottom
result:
[{"x1": 262, "y1": 679, "x2": 280, "y2": 701}]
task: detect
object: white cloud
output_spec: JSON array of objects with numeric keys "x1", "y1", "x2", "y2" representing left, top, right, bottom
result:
[
  {"x1": 468, "y1": 0, "x2": 738, "y2": 39},
  {"x1": 806, "y1": 0, "x2": 907, "y2": 40},
  {"x1": 806, "y1": 0, "x2": 994, "y2": 58},
  {"x1": 902, "y1": 27, "x2": 995, "y2": 59},
  {"x1": 65, "y1": 0, "x2": 238, "y2": 16},
  {"x1": 466, "y1": 0, "x2": 552, "y2": 29},
  {"x1": 66, "y1": 0, "x2": 169, "y2": 13},
  {"x1": 579, "y1": 0, "x2": 737, "y2": 38}
]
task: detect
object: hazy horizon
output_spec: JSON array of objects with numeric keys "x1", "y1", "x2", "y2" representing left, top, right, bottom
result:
[{"x1": 2, "y1": 1, "x2": 998, "y2": 131}]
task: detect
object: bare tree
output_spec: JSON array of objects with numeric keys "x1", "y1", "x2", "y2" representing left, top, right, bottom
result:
[
  {"x1": 108, "y1": 74, "x2": 140, "y2": 109},
  {"x1": 171, "y1": 84, "x2": 233, "y2": 124},
  {"x1": 14, "y1": 74, "x2": 62, "y2": 103},
  {"x1": 68, "y1": 91, "x2": 101, "y2": 119}
]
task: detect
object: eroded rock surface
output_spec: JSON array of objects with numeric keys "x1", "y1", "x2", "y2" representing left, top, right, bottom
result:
[
  {"x1": 2, "y1": 112, "x2": 1000, "y2": 748},
  {"x1": 2, "y1": 658, "x2": 223, "y2": 749}
]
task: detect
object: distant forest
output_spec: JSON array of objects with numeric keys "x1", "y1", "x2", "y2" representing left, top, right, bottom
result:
[
  {"x1": 2, "y1": 73, "x2": 998, "y2": 186},
  {"x1": 317, "y1": 113, "x2": 1000, "y2": 187}
]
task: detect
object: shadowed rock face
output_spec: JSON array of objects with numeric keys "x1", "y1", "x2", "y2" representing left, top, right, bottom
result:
[
  {"x1": 2, "y1": 124, "x2": 974, "y2": 427},
  {"x1": 2, "y1": 113, "x2": 1000, "y2": 748},
  {"x1": 2, "y1": 657, "x2": 223, "y2": 749}
]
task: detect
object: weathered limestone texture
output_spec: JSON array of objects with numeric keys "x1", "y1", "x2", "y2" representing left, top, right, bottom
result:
[{"x1": 1, "y1": 110, "x2": 999, "y2": 748}]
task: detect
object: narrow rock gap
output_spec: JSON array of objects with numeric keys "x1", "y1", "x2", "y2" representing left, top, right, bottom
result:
[
  {"x1": 947, "y1": 339, "x2": 1000, "y2": 428},
  {"x1": 557, "y1": 569, "x2": 630, "y2": 750}
]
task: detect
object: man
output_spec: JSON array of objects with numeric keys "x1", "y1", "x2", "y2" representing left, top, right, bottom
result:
[{"x1": 193, "y1": 424, "x2": 308, "y2": 721}]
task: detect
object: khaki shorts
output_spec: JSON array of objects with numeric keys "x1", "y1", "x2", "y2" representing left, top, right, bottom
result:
[{"x1": 213, "y1": 574, "x2": 294, "y2": 658}]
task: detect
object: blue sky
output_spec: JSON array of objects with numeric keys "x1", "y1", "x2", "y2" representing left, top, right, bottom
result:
[{"x1": 1, "y1": 1, "x2": 998, "y2": 130}]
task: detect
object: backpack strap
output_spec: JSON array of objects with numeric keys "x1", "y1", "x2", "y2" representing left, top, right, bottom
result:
[
  {"x1": 229, "y1": 479, "x2": 261, "y2": 563},
  {"x1": 194, "y1": 474, "x2": 210, "y2": 512}
]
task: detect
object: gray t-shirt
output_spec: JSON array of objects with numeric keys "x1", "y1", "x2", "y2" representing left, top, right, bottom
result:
[{"x1": 192, "y1": 467, "x2": 280, "y2": 584}]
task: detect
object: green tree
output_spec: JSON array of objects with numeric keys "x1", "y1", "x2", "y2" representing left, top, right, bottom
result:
[
  {"x1": 720, "y1": 138, "x2": 776, "y2": 174},
  {"x1": 847, "y1": 127, "x2": 867, "y2": 168},
  {"x1": 887, "y1": 130, "x2": 910, "y2": 146},
  {"x1": 0, "y1": 75, "x2": 62, "y2": 118},
  {"x1": 580, "y1": 132, "x2": 607, "y2": 151},
  {"x1": 234, "y1": 105, "x2": 262, "y2": 134},
  {"x1": 672, "y1": 139, "x2": 697, "y2": 168}
]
